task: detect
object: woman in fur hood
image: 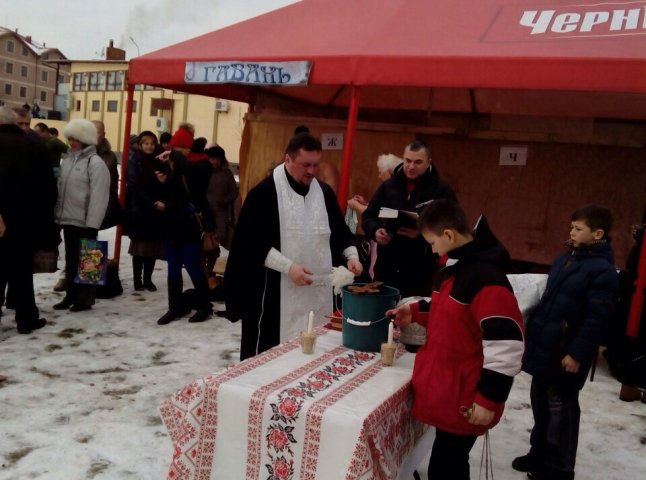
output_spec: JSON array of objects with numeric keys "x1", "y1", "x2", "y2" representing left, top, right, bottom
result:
[{"x1": 53, "y1": 119, "x2": 110, "y2": 312}]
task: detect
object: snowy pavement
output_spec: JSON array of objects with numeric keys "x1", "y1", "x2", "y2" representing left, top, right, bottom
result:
[{"x1": 1, "y1": 233, "x2": 645, "y2": 479}]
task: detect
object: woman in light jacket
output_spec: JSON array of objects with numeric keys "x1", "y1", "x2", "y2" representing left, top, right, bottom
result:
[{"x1": 54, "y1": 119, "x2": 110, "y2": 312}]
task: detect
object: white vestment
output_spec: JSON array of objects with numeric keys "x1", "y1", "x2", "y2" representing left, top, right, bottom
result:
[{"x1": 273, "y1": 166, "x2": 333, "y2": 342}]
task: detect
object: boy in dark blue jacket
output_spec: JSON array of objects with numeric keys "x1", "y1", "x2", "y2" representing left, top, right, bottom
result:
[{"x1": 513, "y1": 205, "x2": 618, "y2": 480}]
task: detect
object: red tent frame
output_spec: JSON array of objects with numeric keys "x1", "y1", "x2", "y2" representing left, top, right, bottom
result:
[{"x1": 120, "y1": 0, "x2": 646, "y2": 336}]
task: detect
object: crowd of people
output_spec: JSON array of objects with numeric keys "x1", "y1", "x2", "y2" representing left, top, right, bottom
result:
[
  {"x1": 0, "y1": 110, "x2": 239, "y2": 330},
  {"x1": 1, "y1": 106, "x2": 643, "y2": 480}
]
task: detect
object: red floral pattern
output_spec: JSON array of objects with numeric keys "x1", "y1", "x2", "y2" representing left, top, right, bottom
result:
[
  {"x1": 260, "y1": 350, "x2": 376, "y2": 479},
  {"x1": 159, "y1": 333, "x2": 427, "y2": 480}
]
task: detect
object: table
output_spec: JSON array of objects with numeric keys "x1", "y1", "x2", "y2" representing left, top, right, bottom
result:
[{"x1": 159, "y1": 329, "x2": 432, "y2": 480}]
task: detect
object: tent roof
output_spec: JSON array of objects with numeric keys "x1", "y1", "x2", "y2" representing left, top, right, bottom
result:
[{"x1": 128, "y1": 0, "x2": 646, "y2": 118}]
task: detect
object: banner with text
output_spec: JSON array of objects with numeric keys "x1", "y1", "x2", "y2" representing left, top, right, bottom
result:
[{"x1": 185, "y1": 60, "x2": 312, "y2": 86}]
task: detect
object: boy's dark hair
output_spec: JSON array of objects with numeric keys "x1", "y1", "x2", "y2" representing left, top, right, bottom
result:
[
  {"x1": 571, "y1": 204, "x2": 613, "y2": 238},
  {"x1": 48, "y1": 127, "x2": 58, "y2": 136},
  {"x1": 418, "y1": 199, "x2": 470, "y2": 235},
  {"x1": 405, "y1": 139, "x2": 430, "y2": 158},
  {"x1": 34, "y1": 122, "x2": 48, "y2": 130},
  {"x1": 285, "y1": 132, "x2": 321, "y2": 157}
]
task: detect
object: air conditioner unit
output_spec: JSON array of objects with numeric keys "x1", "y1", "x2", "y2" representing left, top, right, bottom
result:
[
  {"x1": 215, "y1": 99, "x2": 229, "y2": 112},
  {"x1": 155, "y1": 116, "x2": 168, "y2": 132}
]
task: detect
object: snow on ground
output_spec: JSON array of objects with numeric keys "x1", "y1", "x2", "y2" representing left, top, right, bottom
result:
[{"x1": 1, "y1": 232, "x2": 645, "y2": 479}]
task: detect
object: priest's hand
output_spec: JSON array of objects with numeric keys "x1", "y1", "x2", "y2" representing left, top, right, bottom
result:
[
  {"x1": 375, "y1": 228, "x2": 392, "y2": 245},
  {"x1": 346, "y1": 257, "x2": 363, "y2": 276},
  {"x1": 288, "y1": 263, "x2": 313, "y2": 286}
]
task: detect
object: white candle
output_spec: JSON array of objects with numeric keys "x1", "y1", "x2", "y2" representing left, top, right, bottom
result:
[
  {"x1": 307, "y1": 311, "x2": 314, "y2": 334},
  {"x1": 387, "y1": 320, "x2": 394, "y2": 345}
]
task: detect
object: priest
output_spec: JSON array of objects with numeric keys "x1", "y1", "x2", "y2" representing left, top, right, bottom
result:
[{"x1": 225, "y1": 133, "x2": 362, "y2": 360}]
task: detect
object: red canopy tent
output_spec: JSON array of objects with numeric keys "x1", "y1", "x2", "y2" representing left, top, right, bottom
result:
[{"x1": 124, "y1": 0, "x2": 646, "y2": 334}]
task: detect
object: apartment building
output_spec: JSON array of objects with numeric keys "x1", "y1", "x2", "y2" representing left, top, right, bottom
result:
[
  {"x1": 67, "y1": 51, "x2": 247, "y2": 163},
  {"x1": 0, "y1": 27, "x2": 70, "y2": 118}
]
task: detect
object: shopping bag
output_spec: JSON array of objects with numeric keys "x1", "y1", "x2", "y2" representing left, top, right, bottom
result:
[{"x1": 74, "y1": 238, "x2": 108, "y2": 285}]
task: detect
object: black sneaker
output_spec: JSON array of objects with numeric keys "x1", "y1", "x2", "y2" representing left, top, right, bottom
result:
[{"x1": 512, "y1": 453, "x2": 543, "y2": 473}]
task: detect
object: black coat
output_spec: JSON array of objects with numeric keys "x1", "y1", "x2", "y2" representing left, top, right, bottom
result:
[
  {"x1": 523, "y1": 241, "x2": 618, "y2": 390},
  {"x1": 361, "y1": 163, "x2": 456, "y2": 297},
  {"x1": 125, "y1": 150, "x2": 165, "y2": 240},
  {"x1": 157, "y1": 151, "x2": 213, "y2": 243},
  {"x1": 0, "y1": 124, "x2": 57, "y2": 249}
]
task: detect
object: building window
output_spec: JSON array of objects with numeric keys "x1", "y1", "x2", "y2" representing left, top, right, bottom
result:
[
  {"x1": 57, "y1": 74, "x2": 65, "y2": 83},
  {"x1": 42, "y1": 53, "x2": 49, "y2": 60},
  {"x1": 75, "y1": 100, "x2": 81, "y2": 112},
  {"x1": 107, "y1": 100, "x2": 118, "y2": 112},
  {"x1": 4, "y1": 84, "x2": 11, "y2": 95},
  {"x1": 73, "y1": 73, "x2": 88, "y2": 91},
  {"x1": 19, "y1": 86, "x2": 27, "y2": 98},
  {"x1": 21, "y1": 65, "x2": 28, "y2": 77},
  {"x1": 89, "y1": 72, "x2": 105, "y2": 91},
  {"x1": 5, "y1": 62, "x2": 12, "y2": 74},
  {"x1": 106, "y1": 71, "x2": 124, "y2": 91},
  {"x1": 6, "y1": 40, "x2": 14, "y2": 53},
  {"x1": 132, "y1": 100, "x2": 137, "y2": 113},
  {"x1": 40, "y1": 91, "x2": 47, "y2": 102},
  {"x1": 91, "y1": 100, "x2": 100, "y2": 112},
  {"x1": 41, "y1": 71, "x2": 48, "y2": 82},
  {"x1": 22, "y1": 46, "x2": 29, "y2": 56}
]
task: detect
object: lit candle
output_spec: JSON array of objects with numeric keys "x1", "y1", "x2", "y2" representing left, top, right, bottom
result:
[
  {"x1": 387, "y1": 320, "x2": 394, "y2": 345},
  {"x1": 307, "y1": 311, "x2": 314, "y2": 334}
]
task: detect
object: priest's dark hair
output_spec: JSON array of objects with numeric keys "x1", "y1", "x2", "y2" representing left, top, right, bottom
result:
[
  {"x1": 285, "y1": 132, "x2": 321, "y2": 157},
  {"x1": 418, "y1": 199, "x2": 470, "y2": 235}
]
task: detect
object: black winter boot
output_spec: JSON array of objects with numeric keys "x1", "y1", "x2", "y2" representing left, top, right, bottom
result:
[
  {"x1": 188, "y1": 305, "x2": 213, "y2": 323},
  {"x1": 157, "y1": 278, "x2": 187, "y2": 325},
  {"x1": 143, "y1": 258, "x2": 157, "y2": 291},
  {"x1": 133, "y1": 256, "x2": 144, "y2": 291}
]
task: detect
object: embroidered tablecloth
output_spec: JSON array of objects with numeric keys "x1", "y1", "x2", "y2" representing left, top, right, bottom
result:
[{"x1": 159, "y1": 329, "x2": 431, "y2": 480}]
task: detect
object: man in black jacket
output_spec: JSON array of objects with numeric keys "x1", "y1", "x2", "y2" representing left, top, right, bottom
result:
[
  {"x1": 0, "y1": 107, "x2": 57, "y2": 333},
  {"x1": 361, "y1": 140, "x2": 456, "y2": 297}
]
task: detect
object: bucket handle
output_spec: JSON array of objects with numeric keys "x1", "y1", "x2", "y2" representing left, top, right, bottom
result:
[{"x1": 344, "y1": 315, "x2": 391, "y2": 327}]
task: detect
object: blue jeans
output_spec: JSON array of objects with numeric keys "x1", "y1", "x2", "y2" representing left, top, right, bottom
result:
[
  {"x1": 529, "y1": 377, "x2": 580, "y2": 474},
  {"x1": 163, "y1": 241, "x2": 210, "y2": 311}
]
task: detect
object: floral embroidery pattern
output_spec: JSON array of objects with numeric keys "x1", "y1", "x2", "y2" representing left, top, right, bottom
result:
[{"x1": 263, "y1": 351, "x2": 375, "y2": 480}]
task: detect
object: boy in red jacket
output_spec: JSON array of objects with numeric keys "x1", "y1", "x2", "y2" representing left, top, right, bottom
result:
[{"x1": 389, "y1": 199, "x2": 524, "y2": 480}]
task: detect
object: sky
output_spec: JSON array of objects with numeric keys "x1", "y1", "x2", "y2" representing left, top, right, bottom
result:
[{"x1": 1, "y1": 0, "x2": 300, "y2": 60}]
